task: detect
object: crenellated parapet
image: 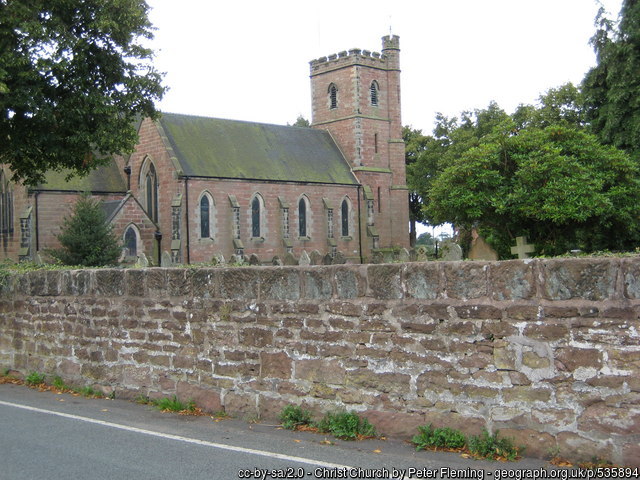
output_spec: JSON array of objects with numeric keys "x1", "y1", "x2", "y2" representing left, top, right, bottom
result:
[{"x1": 310, "y1": 48, "x2": 387, "y2": 74}]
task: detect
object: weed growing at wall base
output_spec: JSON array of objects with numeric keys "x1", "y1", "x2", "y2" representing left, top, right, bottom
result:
[
  {"x1": 315, "y1": 411, "x2": 376, "y2": 441},
  {"x1": 279, "y1": 405, "x2": 313, "y2": 430},
  {"x1": 412, "y1": 424, "x2": 466, "y2": 451}
]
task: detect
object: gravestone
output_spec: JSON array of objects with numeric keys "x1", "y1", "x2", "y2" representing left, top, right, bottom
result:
[
  {"x1": 212, "y1": 253, "x2": 225, "y2": 265},
  {"x1": 161, "y1": 251, "x2": 173, "y2": 267},
  {"x1": 135, "y1": 252, "x2": 149, "y2": 268},
  {"x1": 230, "y1": 254, "x2": 245, "y2": 265},
  {"x1": 440, "y1": 241, "x2": 463, "y2": 261},
  {"x1": 284, "y1": 252, "x2": 298, "y2": 265},
  {"x1": 299, "y1": 250, "x2": 311, "y2": 266},
  {"x1": 372, "y1": 251, "x2": 384, "y2": 264},
  {"x1": 398, "y1": 248, "x2": 410, "y2": 263},
  {"x1": 416, "y1": 245, "x2": 429, "y2": 262},
  {"x1": 332, "y1": 251, "x2": 346, "y2": 264},
  {"x1": 271, "y1": 255, "x2": 283, "y2": 266},
  {"x1": 310, "y1": 250, "x2": 323, "y2": 265},
  {"x1": 510, "y1": 236, "x2": 535, "y2": 259},
  {"x1": 249, "y1": 253, "x2": 261, "y2": 265},
  {"x1": 469, "y1": 234, "x2": 498, "y2": 261},
  {"x1": 323, "y1": 253, "x2": 333, "y2": 265}
]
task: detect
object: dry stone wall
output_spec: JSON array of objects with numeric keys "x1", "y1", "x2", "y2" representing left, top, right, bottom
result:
[{"x1": 0, "y1": 258, "x2": 639, "y2": 466}]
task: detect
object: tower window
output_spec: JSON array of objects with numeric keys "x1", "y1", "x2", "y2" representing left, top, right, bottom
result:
[
  {"x1": 327, "y1": 209, "x2": 334, "y2": 239},
  {"x1": 329, "y1": 84, "x2": 338, "y2": 109},
  {"x1": 370, "y1": 81, "x2": 379, "y2": 106}
]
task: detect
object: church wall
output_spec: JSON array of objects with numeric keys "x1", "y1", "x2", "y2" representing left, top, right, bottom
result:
[{"x1": 185, "y1": 178, "x2": 361, "y2": 263}]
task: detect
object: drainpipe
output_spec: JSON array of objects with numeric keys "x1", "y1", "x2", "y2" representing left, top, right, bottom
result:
[
  {"x1": 154, "y1": 230, "x2": 162, "y2": 266},
  {"x1": 123, "y1": 165, "x2": 132, "y2": 191},
  {"x1": 357, "y1": 185, "x2": 363, "y2": 264},
  {"x1": 184, "y1": 178, "x2": 190, "y2": 264},
  {"x1": 34, "y1": 191, "x2": 40, "y2": 253}
]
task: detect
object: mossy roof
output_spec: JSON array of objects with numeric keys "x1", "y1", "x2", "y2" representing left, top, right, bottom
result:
[
  {"x1": 158, "y1": 113, "x2": 359, "y2": 185},
  {"x1": 37, "y1": 160, "x2": 126, "y2": 192}
]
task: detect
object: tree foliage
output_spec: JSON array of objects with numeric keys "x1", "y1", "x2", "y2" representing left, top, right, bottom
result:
[
  {"x1": 582, "y1": 0, "x2": 640, "y2": 156},
  {"x1": 0, "y1": 0, "x2": 165, "y2": 186},
  {"x1": 50, "y1": 195, "x2": 121, "y2": 266},
  {"x1": 417, "y1": 90, "x2": 640, "y2": 257}
]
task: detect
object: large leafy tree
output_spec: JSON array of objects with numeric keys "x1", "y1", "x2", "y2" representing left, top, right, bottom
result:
[
  {"x1": 424, "y1": 104, "x2": 640, "y2": 257},
  {"x1": 582, "y1": 0, "x2": 640, "y2": 156},
  {"x1": 0, "y1": 0, "x2": 165, "y2": 186}
]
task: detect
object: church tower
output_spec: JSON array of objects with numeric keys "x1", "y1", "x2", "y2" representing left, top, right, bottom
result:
[{"x1": 310, "y1": 35, "x2": 410, "y2": 254}]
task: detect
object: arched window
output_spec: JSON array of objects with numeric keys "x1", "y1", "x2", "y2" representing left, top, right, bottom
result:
[
  {"x1": 141, "y1": 159, "x2": 159, "y2": 223},
  {"x1": 329, "y1": 83, "x2": 338, "y2": 109},
  {"x1": 370, "y1": 81, "x2": 379, "y2": 106},
  {"x1": 200, "y1": 195, "x2": 210, "y2": 238},
  {"x1": 251, "y1": 196, "x2": 261, "y2": 238},
  {"x1": 341, "y1": 198, "x2": 350, "y2": 237},
  {"x1": 298, "y1": 196, "x2": 309, "y2": 237},
  {"x1": 123, "y1": 225, "x2": 138, "y2": 258}
]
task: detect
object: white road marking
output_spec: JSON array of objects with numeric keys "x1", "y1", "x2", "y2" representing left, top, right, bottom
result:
[{"x1": 0, "y1": 399, "x2": 372, "y2": 473}]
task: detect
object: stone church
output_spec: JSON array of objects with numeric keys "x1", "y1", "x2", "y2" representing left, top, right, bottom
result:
[{"x1": 0, "y1": 35, "x2": 410, "y2": 265}]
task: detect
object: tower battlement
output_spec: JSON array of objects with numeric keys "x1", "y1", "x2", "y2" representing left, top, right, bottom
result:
[{"x1": 309, "y1": 35, "x2": 400, "y2": 75}]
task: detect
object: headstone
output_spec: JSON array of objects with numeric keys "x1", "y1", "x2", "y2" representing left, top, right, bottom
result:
[
  {"x1": 372, "y1": 251, "x2": 384, "y2": 264},
  {"x1": 322, "y1": 253, "x2": 333, "y2": 265},
  {"x1": 416, "y1": 245, "x2": 429, "y2": 262},
  {"x1": 284, "y1": 252, "x2": 298, "y2": 265},
  {"x1": 271, "y1": 255, "x2": 283, "y2": 266},
  {"x1": 161, "y1": 251, "x2": 173, "y2": 267},
  {"x1": 332, "y1": 251, "x2": 346, "y2": 264},
  {"x1": 310, "y1": 250, "x2": 323, "y2": 265},
  {"x1": 135, "y1": 252, "x2": 149, "y2": 268},
  {"x1": 230, "y1": 254, "x2": 245, "y2": 265},
  {"x1": 212, "y1": 253, "x2": 225, "y2": 265},
  {"x1": 249, "y1": 253, "x2": 260, "y2": 265},
  {"x1": 398, "y1": 248, "x2": 410, "y2": 263},
  {"x1": 409, "y1": 248, "x2": 418, "y2": 262},
  {"x1": 469, "y1": 234, "x2": 499, "y2": 261},
  {"x1": 440, "y1": 241, "x2": 463, "y2": 261},
  {"x1": 299, "y1": 250, "x2": 311, "y2": 266},
  {"x1": 510, "y1": 236, "x2": 535, "y2": 259}
]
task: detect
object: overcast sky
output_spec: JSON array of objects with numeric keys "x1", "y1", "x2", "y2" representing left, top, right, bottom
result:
[{"x1": 145, "y1": 0, "x2": 623, "y2": 135}]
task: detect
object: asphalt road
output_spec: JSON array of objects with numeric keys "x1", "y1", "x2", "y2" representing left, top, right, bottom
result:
[{"x1": 0, "y1": 383, "x2": 550, "y2": 480}]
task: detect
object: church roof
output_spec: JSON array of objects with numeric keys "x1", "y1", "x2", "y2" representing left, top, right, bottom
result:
[
  {"x1": 157, "y1": 113, "x2": 360, "y2": 186},
  {"x1": 36, "y1": 160, "x2": 126, "y2": 193}
]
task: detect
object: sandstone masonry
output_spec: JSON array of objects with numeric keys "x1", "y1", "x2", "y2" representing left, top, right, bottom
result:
[{"x1": 1, "y1": 258, "x2": 639, "y2": 466}]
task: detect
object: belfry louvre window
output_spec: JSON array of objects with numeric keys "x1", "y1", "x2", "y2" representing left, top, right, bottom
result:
[
  {"x1": 370, "y1": 81, "x2": 379, "y2": 106},
  {"x1": 329, "y1": 84, "x2": 338, "y2": 109}
]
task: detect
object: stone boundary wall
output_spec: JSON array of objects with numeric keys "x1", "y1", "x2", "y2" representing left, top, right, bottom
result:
[{"x1": 0, "y1": 259, "x2": 639, "y2": 466}]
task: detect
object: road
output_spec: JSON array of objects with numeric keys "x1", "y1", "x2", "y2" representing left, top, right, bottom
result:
[{"x1": 0, "y1": 383, "x2": 549, "y2": 479}]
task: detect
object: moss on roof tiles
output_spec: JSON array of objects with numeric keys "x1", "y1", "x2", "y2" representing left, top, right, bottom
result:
[
  {"x1": 158, "y1": 113, "x2": 359, "y2": 185},
  {"x1": 37, "y1": 160, "x2": 126, "y2": 192}
]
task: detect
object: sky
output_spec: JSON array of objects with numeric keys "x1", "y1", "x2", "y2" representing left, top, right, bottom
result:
[
  {"x1": 145, "y1": 0, "x2": 623, "y2": 134},
  {"x1": 144, "y1": 0, "x2": 623, "y2": 237}
]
